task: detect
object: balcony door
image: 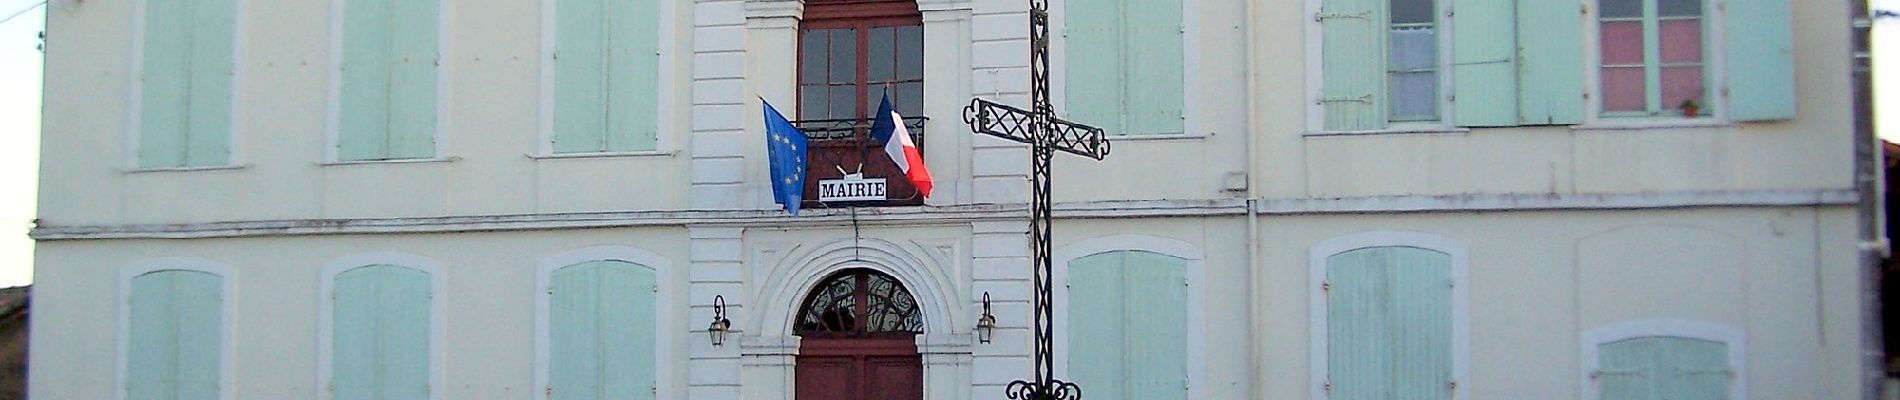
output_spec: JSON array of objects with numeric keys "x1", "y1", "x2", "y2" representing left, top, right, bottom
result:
[{"x1": 797, "y1": 0, "x2": 925, "y2": 206}]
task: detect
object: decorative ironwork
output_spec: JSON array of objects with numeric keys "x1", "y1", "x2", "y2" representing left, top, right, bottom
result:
[
  {"x1": 961, "y1": 0, "x2": 1110, "y2": 398},
  {"x1": 790, "y1": 117, "x2": 931, "y2": 206},
  {"x1": 795, "y1": 269, "x2": 925, "y2": 336}
]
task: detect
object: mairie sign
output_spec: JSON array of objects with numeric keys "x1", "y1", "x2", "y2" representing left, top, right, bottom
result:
[{"x1": 818, "y1": 175, "x2": 887, "y2": 202}]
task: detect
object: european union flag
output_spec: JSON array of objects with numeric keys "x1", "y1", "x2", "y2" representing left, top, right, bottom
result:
[{"x1": 762, "y1": 99, "x2": 808, "y2": 216}]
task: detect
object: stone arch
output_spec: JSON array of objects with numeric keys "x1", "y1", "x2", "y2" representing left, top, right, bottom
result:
[{"x1": 755, "y1": 238, "x2": 959, "y2": 340}]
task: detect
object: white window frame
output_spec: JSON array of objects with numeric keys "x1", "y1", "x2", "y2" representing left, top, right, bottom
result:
[
  {"x1": 1048, "y1": 0, "x2": 1205, "y2": 139},
  {"x1": 116, "y1": 257, "x2": 236, "y2": 400},
  {"x1": 1302, "y1": 0, "x2": 1459, "y2": 135},
  {"x1": 1051, "y1": 234, "x2": 1207, "y2": 399},
  {"x1": 1308, "y1": 231, "x2": 1470, "y2": 400},
  {"x1": 1580, "y1": 318, "x2": 1746, "y2": 400},
  {"x1": 1578, "y1": 0, "x2": 1731, "y2": 129},
  {"x1": 323, "y1": 0, "x2": 453, "y2": 164},
  {"x1": 533, "y1": 0, "x2": 680, "y2": 159},
  {"x1": 316, "y1": 252, "x2": 447, "y2": 400},
  {"x1": 532, "y1": 246, "x2": 678, "y2": 400},
  {"x1": 124, "y1": 0, "x2": 248, "y2": 171}
]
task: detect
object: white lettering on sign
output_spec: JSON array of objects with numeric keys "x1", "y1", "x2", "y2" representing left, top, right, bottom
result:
[{"x1": 818, "y1": 177, "x2": 888, "y2": 202}]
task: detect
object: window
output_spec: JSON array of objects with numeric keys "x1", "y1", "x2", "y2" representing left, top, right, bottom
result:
[
  {"x1": 1386, "y1": 0, "x2": 1438, "y2": 122},
  {"x1": 335, "y1": 0, "x2": 439, "y2": 161},
  {"x1": 1323, "y1": 246, "x2": 1453, "y2": 399},
  {"x1": 1596, "y1": 337, "x2": 1730, "y2": 399},
  {"x1": 125, "y1": 270, "x2": 223, "y2": 400},
  {"x1": 547, "y1": 0, "x2": 661, "y2": 154},
  {"x1": 548, "y1": 260, "x2": 658, "y2": 400},
  {"x1": 1597, "y1": 0, "x2": 1708, "y2": 118},
  {"x1": 1582, "y1": 320, "x2": 1744, "y2": 400},
  {"x1": 794, "y1": 0, "x2": 927, "y2": 205},
  {"x1": 1064, "y1": 0, "x2": 1185, "y2": 135},
  {"x1": 1068, "y1": 250, "x2": 1187, "y2": 400},
  {"x1": 330, "y1": 265, "x2": 432, "y2": 400},
  {"x1": 135, "y1": 0, "x2": 235, "y2": 168}
]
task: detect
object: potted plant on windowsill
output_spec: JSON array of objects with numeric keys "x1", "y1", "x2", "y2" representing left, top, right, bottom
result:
[{"x1": 1679, "y1": 99, "x2": 1701, "y2": 118}]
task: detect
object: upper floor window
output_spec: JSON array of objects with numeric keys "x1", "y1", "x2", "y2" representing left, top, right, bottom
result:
[
  {"x1": 546, "y1": 0, "x2": 662, "y2": 154},
  {"x1": 134, "y1": 0, "x2": 236, "y2": 169},
  {"x1": 1597, "y1": 0, "x2": 1708, "y2": 118},
  {"x1": 794, "y1": 0, "x2": 926, "y2": 206},
  {"x1": 1064, "y1": 0, "x2": 1186, "y2": 135},
  {"x1": 1316, "y1": 0, "x2": 1450, "y2": 131},
  {"x1": 333, "y1": 0, "x2": 440, "y2": 162}
]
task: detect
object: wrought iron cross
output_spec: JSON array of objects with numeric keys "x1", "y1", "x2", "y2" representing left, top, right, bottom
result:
[{"x1": 962, "y1": 0, "x2": 1110, "y2": 398}]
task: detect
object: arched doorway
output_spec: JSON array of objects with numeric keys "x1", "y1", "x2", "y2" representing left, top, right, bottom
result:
[{"x1": 793, "y1": 268, "x2": 924, "y2": 400}]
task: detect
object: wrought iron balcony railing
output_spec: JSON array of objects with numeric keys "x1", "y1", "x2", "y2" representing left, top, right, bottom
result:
[{"x1": 791, "y1": 116, "x2": 929, "y2": 207}]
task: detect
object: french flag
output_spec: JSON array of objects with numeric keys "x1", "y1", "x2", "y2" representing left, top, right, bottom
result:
[{"x1": 871, "y1": 93, "x2": 933, "y2": 198}]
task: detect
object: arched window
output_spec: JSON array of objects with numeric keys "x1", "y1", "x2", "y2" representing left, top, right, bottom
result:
[
  {"x1": 794, "y1": 0, "x2": 927, "y2": 205},
  {"x1": 794, "y1": 268, "x2": 924, "y2": 337}
]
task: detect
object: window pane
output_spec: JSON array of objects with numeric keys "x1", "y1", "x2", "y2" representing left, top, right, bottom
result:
[
  {"x1": 800, "y1": 84, "x2": 827, "y2": 120},
  {"x1": 1601, "y1": 0, "x2": 1641, "y2": 18},
  {"x1": 1391, "y1": 0, "x2": 1434, "y2": 24},
  {"x1": 1659, "y1": 0, "x2": 1700, "y2": 17},
  {"x1": 1389, "y1": 71, "x2": 1437, "y2": 120},
  {"x1": 868, "y1": 27, "x2": 895, "y2": 82},
  {"x1": 897, "y1": 25, "x2": 923, "y2": 80},
  {"x1": 1388, "y1": 27, "x2": 1435, "y2": 71},
  {"x1": 1599, "y1": 21, "x2": 1644, "y2": 65},
  {"x1": 830, "y1": 84, "x2": 856, "y2": 119},
  {"x1": 1659, "y1": 19, "x2": 1702, "y2": 63},
  {"x1": 897, "y1": 82, "x2": 923, "y2": 116},
  {"x1": 829, "y1": 29, "x2": 856, "y2": 83},
  {"x1": 802, "y1": 30, "x2": 826, "y2": 84},
  {"x1": 1661, "y1": 66, "x2": 1705, "y2": 112},
  {"x1": 1601, "y1": 67, "x2": 1647, "y2": 112}
]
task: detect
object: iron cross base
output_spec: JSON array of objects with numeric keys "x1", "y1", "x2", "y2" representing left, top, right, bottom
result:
[{"x1": 1006, "y1": 379, "x2": 1082, "y2": 400}]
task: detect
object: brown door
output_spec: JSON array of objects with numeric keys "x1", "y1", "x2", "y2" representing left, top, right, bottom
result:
[
  {"x1": 795, "y1": 337, "x2": 922, "y2": 400},
  {"x1": 793, "y1": 268, "x2": 927, "y2": 400}
]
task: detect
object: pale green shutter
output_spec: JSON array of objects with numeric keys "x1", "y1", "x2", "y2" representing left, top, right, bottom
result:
[
  {"x1": 1321, "y1": 0, "x2": 1387, "y2": 131},
  {"x1": 339, "y1": 0, "x2": 436, "y2": 161},
  {"x1": 184, "y1": 0, "x2": 234, "y2": 166},
  {"x1": 555, "y1": 0, "x2": 659, "y2": 153},
  {"x1": 1069, "y1": 251, "x2": 1187, "y2": 400},
  {"x1": 1327, "y1": 247, "x2": 1452, "y2": 400},
  {"x1": 384, "y1": 0, "x2": 438, "y2": 159},
  {"x1": 338, "y1": 0, "x2": 392, "y2": 161},
  {"x1": 1122, "y1": 251, "x2": 1187, "y2": 400},
  {"x1": 550, "y1": 261, "x2": 659, "y2": 400},
  {"x1": 1514, "y1": 0, "x2": 1584, "y2": 124},
  {"x1": 1064, "y1": 0, "x2": 1126, "y2": 134},
  {"x1": 333, "y1": 265, "x2": 432, "y2": 400},
  {"x1": 1725, "y1": 0, "x2": 1795, "y2": 121},
  {"x1": 139, "y1": 0, "x2": 233, "y2": 168},
  {"x1": 1597, "y1": 338, "x2": 1658, "y2": 400},
  {"x1": 128, "y1": 270, "x2": 223, "y2": 400},
  {"x1": 552, "y1": 0, "x2": 608, "y2": 154},
  {"x1": 1451, "y1": 0, "x2": 1518, "y2": 126},
  {"x1": 606, "y1": 0, "x2": 660, "y2": 152},
  {"x1": 1068, "y1": 252, "x2": 1124, "y2": 399},
  {"x1": 1662, "y1": 338, "x2": 1729, "y2": 400},
  {"x1": 1121, "y1": 0, "x2": 1185, "y2": 135}
]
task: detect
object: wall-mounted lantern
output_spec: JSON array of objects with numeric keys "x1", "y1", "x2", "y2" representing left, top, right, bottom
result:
[
  {"x1": 708, "y1": 295, "x2": 732, "y2": 347},
  {"x1": 976, "y1": 292, "x2": 997, "y2": 344}
]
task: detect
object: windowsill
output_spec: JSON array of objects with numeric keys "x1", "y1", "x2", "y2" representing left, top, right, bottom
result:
[
  {"x1": 526, "y1": 150, "x2": 678, "y2": 160},
  {"x1": 1109, "y1": 132, "x2": 1205, "y2": 142},
  {"x1": 1304, "y1": 126, "x2": 1470, "y2": 137},
  {"x1": 320, "y1": 156, "x2": 461, "y2": 166},
  {"x1": 1572, "y1": 118, "x2": 1733, "y2": 132},
  {"x1": 122, "y1": 164, "x2": 249, "y2": 174}
]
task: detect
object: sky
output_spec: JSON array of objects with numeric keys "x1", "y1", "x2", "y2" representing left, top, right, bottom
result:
[{"x1": 0, "y1": 3, "x2": 1894, "y2": 289}]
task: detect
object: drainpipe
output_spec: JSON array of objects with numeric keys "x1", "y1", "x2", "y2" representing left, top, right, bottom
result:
[
  {"x1": 1853, "y1": 0, "x2": 1885, "y2": 397},
  {"x1": 1242, "y1": 0, "x2": 1265, "y2": 397}
]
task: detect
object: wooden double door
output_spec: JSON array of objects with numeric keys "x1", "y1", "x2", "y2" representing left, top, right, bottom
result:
[{"x1": 794, "y1": 336, "x2": 922, "y2": 400}]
